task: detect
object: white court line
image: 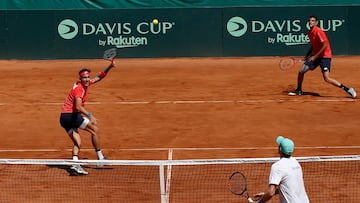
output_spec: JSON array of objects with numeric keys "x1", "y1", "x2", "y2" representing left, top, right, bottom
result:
[
  {"x1": 0, "y1": 146, "x2": 359, "y2": 152},
  {"x1": 165, "y1": 149, "x2": 173, "y2": 203},
  {"x1": 35, "y1": 99, "x2": 359, "y2": 104},
  {"x1": 0, "y1": 98, "x2": 356, "y2": 106}
]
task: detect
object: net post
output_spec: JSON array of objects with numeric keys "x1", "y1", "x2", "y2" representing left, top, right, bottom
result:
[{"x1": 159, "y1": 164, "x2": 167, "y2": 203}]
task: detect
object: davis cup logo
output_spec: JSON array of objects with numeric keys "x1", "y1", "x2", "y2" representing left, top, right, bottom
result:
[
  {"x1": 58, "y1": 19, "x2": 78, "y2": 40},
  {"x1": 227, "y1": 16, "x2": 247, "y2": 37}
]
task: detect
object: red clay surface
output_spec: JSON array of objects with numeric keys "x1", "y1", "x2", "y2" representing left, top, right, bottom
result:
[{"x1": 0, "y1": 57, "x2": 359, "y2": 202}]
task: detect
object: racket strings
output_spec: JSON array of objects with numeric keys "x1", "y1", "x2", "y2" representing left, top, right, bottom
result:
[
  {"x1": 279, "y1": 58, "x2": 295, "y2": 70},
  {"x1": 104, "y1": 48, "x2": 117, "y2": 60},
  {"x1": 229, "y1": 173, "x2": 247, "y2": 195}
]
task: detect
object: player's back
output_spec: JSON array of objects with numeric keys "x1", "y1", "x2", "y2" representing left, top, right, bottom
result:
[{"x1": 272, "y1": 157, "x2": 310, "y2": 203}]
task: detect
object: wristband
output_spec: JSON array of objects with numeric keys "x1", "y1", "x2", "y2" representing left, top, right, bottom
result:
[
  {"x1": 87, "y1": 113, "x2": 92, "y2": 118},
  {"x1": 97, "y1": 71, "x2": 106, "y2": 78}
]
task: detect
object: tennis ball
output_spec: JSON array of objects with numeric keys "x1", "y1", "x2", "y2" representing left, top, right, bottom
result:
[{"x1": 152, "y1": 19, "x2": 159, "y2": 25}]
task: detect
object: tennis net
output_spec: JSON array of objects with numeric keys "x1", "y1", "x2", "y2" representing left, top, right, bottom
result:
[{"x1": 0, "y1": 155, "x2": 359, "y2": 202}]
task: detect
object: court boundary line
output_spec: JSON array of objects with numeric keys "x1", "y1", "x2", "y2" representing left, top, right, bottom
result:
[
  {"x1": 0, "y1": 98, "x2": 356, "y2": 106},
  {"x1": 1, "y1": 146, "x2": 359, "y2": 152}
]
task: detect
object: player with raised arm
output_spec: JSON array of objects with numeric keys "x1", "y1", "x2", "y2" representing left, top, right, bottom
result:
[
  {"x1": 59, "y1": 56, "x2": 116, "y2": 175},
  {"x1": 288, "y1": 15, "x2": 356, "y2": 98},
  {"x1": 253, "y1": 136, "x2": 310, "y2": 203}
]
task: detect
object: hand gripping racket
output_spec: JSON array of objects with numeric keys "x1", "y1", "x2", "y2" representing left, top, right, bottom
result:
[
  {"x1": 228, "y1": 171, "x2": 254, "y2": 202},
  {"x1": 279, "y1": 57, "x2": 304, "y2": 71},
  {"x1": 103, "y1": 48, "x2": 117, "y2": 61}
]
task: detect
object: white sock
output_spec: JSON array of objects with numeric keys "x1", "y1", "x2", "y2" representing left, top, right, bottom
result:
[
  {"x1": 96, "y1": 150, "x2": 104, "y2": 159},
  {"x1": 72, "y1": 155, "x2": 79, "y2": 161}
]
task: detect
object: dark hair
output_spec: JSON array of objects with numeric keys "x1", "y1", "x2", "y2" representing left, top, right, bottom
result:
[
  {"x1": 308, "y1": 15, "x2": 318, "y2": 21},
  {"x1": 279, "y1": 146, "x2": 292, "y2": 158},
  {"x1": 282, "y1": 153, "x2": 291, "y2": 158},
  {"x1": 78, "y1": 68, "x2": 91, "y2": 76}
]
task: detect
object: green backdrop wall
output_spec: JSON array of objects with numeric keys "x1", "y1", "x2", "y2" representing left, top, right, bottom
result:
[{"x1": 0, "y1": 5, "x2": 359, "y2": 59}]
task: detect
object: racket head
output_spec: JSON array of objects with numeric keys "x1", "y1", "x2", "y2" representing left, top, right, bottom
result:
[
  {"x1": 279, "y1": 57, "x2": 296, "y2": 71},
  {"x1": 103, "y1": 48, "x2": 117, "y2": 61},
  {"x1": 228, "y1": 171, "x2": 248, "y2": 195}
]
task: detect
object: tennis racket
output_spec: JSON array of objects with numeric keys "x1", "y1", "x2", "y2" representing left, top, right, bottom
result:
[
  {"x1": 103, "y1": 48, "x2": 117, "y2": 61},
  {"x1": 279, "y1": 57, "x2": 304, "y2": 71},
  {"x1": 228, "y1": 171, "x2": 254, "y2": 202}
]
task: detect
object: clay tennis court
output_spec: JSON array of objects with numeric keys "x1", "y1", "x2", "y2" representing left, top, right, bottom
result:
[{"x1": 0, "y1": 57, "x2": 359, "y2": 202}]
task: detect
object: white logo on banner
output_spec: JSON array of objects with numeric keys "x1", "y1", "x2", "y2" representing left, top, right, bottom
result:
[
  {"x1": 58, "y1": 19, "x2": 79, "y2": 40},
  {"x1": 226, "y1": 16, "x2": 345, "y2": 46},
  {"x1": 57, "y1": 19, "x2": 175, "y2": 48},
  {"x1": 227, "y1": 16, "x2": 248, "y2": 37}
]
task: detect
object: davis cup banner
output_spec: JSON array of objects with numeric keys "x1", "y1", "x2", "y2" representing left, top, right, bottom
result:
[
  {"x1": 222, "y1": 6, "x2": 350, "y2": 56},
  {"x1": 0, "y1": 6, "x2": 359, "y2": 59}
]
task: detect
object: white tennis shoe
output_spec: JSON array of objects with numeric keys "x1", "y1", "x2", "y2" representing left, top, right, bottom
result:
[
  {"x1": 97, "y1": 157, "x2": 108, "y2": 167},
  {"x1": 71, "y1": 165, "x2": 88, "y2": 175},
  {"x1": 347, "y1": 88, "x2": 357, "y2": 99},
  {"x1": 288, "y1": 90, "x2": 302, "y2": 96}
]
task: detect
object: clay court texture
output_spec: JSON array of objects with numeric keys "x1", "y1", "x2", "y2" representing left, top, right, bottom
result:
[{"x1": 0, "y1": 56, "x2": 359, "y2": 202}]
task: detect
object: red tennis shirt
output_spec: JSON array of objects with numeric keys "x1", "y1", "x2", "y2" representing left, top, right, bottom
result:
[
  {"x1": 61, "y1": 81, "x2": 93, "y2": 113},
  {"x1": 308, "y1": 25, "x2": 332, "y2": 58}
]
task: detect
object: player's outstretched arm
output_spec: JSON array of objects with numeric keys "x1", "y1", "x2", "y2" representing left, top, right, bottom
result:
[{"x1": 92, "y1": 58, "x2": 116, "y2": 83}]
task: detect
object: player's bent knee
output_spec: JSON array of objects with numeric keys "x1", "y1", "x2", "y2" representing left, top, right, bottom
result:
[
  {"x1": 300, "y1": 64, "x2": 308, "y2": 74},
  {"x1": 79, "y1": 117, "x2": 90, "y2": 129},
  {"x1": 91, "y1": 126, "x2": 99, "y2": 135},
  {"x1": 67, "y1": 128, "x2": 79, "y2": 136},
  {"x1": 67, "y1": 128, "x2": 75, "y2": 135},
  {"x1": 324, "y1": 78, "x2": 332, "y2": 84},
  {"x1": 85, "y1": 124, "x2": 99, "y2": 136}
]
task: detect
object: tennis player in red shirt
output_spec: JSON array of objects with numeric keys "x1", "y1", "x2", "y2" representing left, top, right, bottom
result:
[
  {"x1": 60, "y1": 57, "x2": 116, "y2": 175},
  {"x1": 288, "y1": 15, "x2": 356, "y2": 98}
]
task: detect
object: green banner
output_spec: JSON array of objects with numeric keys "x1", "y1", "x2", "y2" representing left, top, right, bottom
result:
[
  {"x1": 54, "y1": 8, "x2": 222, "y2": 59},
  {"x1": 223, "y1": 6, "x2": 352, "y2": 56},
  {"x1": 0, "y1": 6, "x2": 359, "y2": 59}
]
